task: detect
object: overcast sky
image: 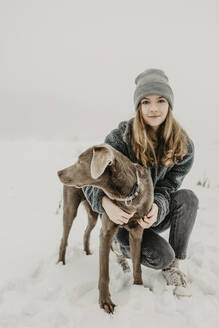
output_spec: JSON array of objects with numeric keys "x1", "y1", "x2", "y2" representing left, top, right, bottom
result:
[{"x1": 0, "y1": 0, "x2": 218, "y2": 142}]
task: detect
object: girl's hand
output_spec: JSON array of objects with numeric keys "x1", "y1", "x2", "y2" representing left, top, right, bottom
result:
[
  {"x1": 102, "y1": 196, "x2": 135, "y2": 225},
  {"x1": 137, "y1": 203, "x2": 158, "y2": 229}
]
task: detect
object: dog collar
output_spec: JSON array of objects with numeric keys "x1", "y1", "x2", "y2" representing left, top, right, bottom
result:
[{"x1": 114, "y1": 170, "x2": 140, "y2": 206}]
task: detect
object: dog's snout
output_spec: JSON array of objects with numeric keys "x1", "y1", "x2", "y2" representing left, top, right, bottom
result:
[{"x1": 57, "y1": 170, "x2": 63, "y2": 178}]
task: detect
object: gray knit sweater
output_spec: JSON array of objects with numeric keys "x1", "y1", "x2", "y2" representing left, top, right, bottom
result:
[{"x1": 82, "y1": 117, "x2": 194, "y2": 228}]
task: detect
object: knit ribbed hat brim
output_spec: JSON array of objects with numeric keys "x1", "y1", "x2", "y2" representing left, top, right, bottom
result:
[{"x1": 134, "y1": 69, "x2": 174, "y2": 110}]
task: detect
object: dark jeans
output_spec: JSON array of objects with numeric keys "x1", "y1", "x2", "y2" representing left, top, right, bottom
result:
[{"x1": 115, "y1": 189, "x2": 199, "y2": 270}]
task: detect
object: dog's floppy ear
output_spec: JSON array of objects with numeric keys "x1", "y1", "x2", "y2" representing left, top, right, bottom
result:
[{"x1": 90, "y1": 145, "x2": 114, "y2": 179}]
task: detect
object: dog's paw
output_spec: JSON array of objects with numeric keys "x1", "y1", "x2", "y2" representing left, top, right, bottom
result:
[
  {"x1": 84, "y1": 250, "x2": 93, "y2": 255},
  {"x1": 56, "y1": 259, "x2": 65, "y2": 265},
  {"x1": 133, "y1": 278, "x2": 143, "y2": 285},
  {"x1": 99, "y1": 297, "x2": 117, "y2": 314}
]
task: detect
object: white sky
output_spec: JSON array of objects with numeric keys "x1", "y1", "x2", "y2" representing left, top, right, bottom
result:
[{"x1": 0, "y1": 0, "x2": 218, "y2": 142}]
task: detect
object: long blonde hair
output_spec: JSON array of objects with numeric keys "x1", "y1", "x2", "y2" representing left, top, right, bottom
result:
[{"x1": 131, "y1": 104, "x2": 189, "y2": 167}]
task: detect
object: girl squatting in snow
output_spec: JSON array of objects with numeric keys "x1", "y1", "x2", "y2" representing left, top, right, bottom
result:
[{"x1": 82, "y1": 68, "x2": 199, "y2": 296}]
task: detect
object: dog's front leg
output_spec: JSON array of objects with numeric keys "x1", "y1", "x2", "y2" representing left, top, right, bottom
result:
[
  {"x1": 98, "y1": 213, "x2": 119, "y2": 314},
  {"x1": 129, "y1": 225, "x2": 144, "y2": 285}
]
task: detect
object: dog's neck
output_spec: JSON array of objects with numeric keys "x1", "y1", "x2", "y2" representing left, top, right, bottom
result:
[
  {"x1": 112, "y1": 169, "x2": 140, "y2": 205},
  {"x1": 96, "y1": 161, "x2": 139, "y2": 202}
]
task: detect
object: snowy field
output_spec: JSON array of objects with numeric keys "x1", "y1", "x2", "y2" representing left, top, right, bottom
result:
[{"x1": 0, "y1": 138, "x2": 219, "y2": 328}]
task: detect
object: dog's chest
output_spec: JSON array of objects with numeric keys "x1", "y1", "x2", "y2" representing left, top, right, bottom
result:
[{"x1": 125, "y1": 219, "x2": 139, "y2": 229}]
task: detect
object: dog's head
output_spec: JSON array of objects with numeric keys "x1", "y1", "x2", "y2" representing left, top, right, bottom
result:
[{"x1": 57, "y1": 144, "x2": 115, "y2": 188}]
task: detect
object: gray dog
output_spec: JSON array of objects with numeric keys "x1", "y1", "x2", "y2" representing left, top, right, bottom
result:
[{"x1": 57, "y1": 143, "x2": 153, "y2": 313}]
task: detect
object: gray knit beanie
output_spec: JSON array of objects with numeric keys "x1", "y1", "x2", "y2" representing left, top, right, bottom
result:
[{"x1": 134, "y1": 68, "x2": 174, "y2": 111}]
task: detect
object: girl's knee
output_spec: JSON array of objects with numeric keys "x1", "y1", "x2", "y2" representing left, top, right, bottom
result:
[
  {"x1": 174, "y1": 189, "x2": 199, "y2": 209},
  {"x1": 119, "y1": 239, "x2": 175, "y2": 270},
  {"x1": 141, "y1": 246, "x2": 175, "y2": 270}
]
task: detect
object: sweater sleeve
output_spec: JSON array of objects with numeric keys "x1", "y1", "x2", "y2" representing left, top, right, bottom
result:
[
  {"x1": 81, "y1": 185, "x2": 106, "y2": 214},
  {"x1": 152, "y1": 138, "x2": 195, "y2": 227},
  {"x1": 82, "y1": 122, "x2": 128, "y2": 215}
]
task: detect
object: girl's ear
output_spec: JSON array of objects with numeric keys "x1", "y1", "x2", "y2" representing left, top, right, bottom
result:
[{"x1": 90, "y1": 144, "x2": 114, "y2": 179}]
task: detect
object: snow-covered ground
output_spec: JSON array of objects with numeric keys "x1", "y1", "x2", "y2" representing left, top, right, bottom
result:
[{"x1": 0, "y1": 138, "x2": 219, "y2": 328}]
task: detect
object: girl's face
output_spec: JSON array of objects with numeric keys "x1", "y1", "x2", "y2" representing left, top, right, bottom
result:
[{"x1": 140, "y1": 94, "x2": 169, "y2": 132}]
